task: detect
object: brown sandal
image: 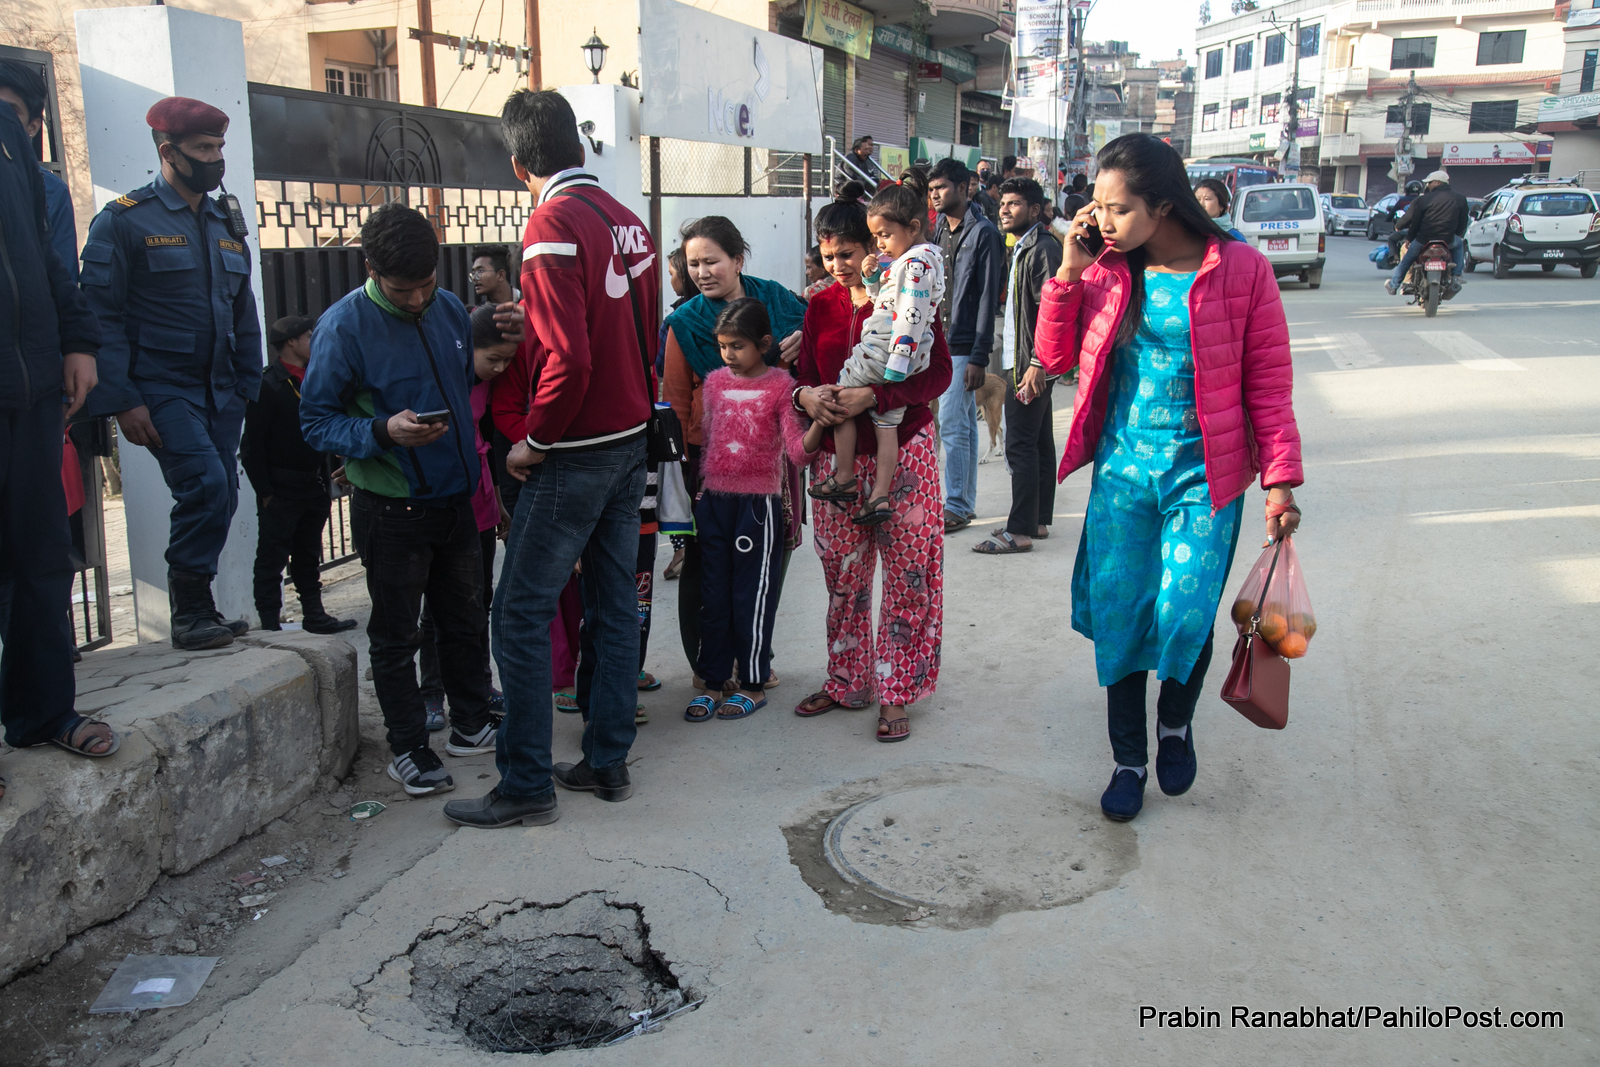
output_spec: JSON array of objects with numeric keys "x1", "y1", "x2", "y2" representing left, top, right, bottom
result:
[
  {"x1": 795, "y1": 691, "x2": 839, "y2": 717},
  {"x1": 876, "y1": 714, "x2": 910, "y2": 743},
  {"x1": 808, "y1": 475, "x2": 860, "y2": 502}
]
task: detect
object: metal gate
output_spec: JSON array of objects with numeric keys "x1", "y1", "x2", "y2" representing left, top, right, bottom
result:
[{"x1": 0, "y1": 43, "x2": 114, "y2": 650}]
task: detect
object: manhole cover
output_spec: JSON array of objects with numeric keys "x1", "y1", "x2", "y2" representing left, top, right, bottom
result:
[{"x1": 787, "y1": 763, "x2": 1136, "y2": 929}]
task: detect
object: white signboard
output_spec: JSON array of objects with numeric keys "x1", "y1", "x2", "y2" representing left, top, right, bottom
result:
[
  {"x1": 1442, "y1": 141, "x2": 1540, "y2": 164},
  {"x1": 1537, "y1": 91, "x2": 1600, "y2": 124},
  {"x1": 639, "y1": 0, "x2": 824, "y2": 154},
  {"x1": 1008, "y1": 94, "x2": 1070, "y2": 138}
]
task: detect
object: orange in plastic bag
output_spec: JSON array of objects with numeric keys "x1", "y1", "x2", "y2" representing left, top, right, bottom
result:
[{"x1": 1228, "y1": 538, "x2": 1316, "y2": 659}]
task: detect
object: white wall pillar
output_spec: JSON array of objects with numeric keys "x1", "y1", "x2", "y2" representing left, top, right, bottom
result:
[
  {"x1": 76, "y1": 6, "x2": 266, "y2": 642},
  {"x1": 557, "y1": 85, "x2": 647, "y2": 233}
]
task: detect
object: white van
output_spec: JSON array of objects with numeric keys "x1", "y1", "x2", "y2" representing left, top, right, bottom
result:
[{"x1": 1233, "y1": 182, "x2": 1328, "y2": 288}]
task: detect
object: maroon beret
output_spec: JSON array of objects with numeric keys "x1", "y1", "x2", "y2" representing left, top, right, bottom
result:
[{"x1": 145, "y1": 97, "x2": 229, "y2": 138}]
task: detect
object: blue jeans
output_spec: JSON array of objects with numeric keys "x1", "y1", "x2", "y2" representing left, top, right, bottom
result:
[
  {"x1": 1452, "y1": 234, "x2": 1466, "y2": 275},
  {"x1": 492, "y1": 439, "x2": 647, "y2": 799},
  {"x1": 938, "y1": 354, "x2": 980, "y2": 518}
]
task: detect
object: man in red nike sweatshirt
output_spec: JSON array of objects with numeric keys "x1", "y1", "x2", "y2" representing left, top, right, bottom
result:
[{"x1": 444, "y1": 89, "x2": 658, "y2": 830}]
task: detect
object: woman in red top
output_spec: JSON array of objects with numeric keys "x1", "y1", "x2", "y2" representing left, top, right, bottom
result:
[{"x1": 793, "y1": 197, "x2": 953, "y2": 742}]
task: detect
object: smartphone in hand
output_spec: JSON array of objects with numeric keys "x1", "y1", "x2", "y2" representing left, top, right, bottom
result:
[
  {"x1": 415, "y1": 409, "x2": 452, "y2": 425},
  {"x1": 1077, "y1": 218, "x2": 1105, "y2": 257}
]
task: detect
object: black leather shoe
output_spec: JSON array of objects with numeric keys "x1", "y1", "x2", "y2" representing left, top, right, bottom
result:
[
  {"x1": 553, "y1": 758, "x2": 632, "y2": 802},
  {"x1": 302, "y1": 610, "x2": 358, "y2": 634},
  {"x1": 442, "y1": 788, "x2": 559, "y2": 828}
]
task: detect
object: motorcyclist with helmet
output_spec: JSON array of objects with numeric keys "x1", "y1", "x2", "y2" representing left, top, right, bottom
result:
[{"x1": 1384, "y1": 170, "x2": 1471, "y2": 296}]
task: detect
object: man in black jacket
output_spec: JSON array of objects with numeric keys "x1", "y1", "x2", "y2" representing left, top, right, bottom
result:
[
  {"x1": 241, "y1": 315, "x2": 356, "y2": 634},
  {"x1": 1386, "y1": 170, "x2": 1469, "y2": 295},
  {"x1": 974, "y1": 178, "x2": 1063, "y2": 556},
  {"x1": 0, "y1": 102, "x2": 111, "y2": 774},
  {"x1": 929, "y1": 157, "x2": 1006, "y2": 532}
]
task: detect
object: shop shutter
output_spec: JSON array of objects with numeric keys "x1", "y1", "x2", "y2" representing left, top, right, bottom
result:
[
  {"x1": 823, "y1": 52, "x2": 848, "y2": 152},
  {"x1": 918, "y1": 78, "x2": 957, "y2": 142},
  {"x1": 980, "y1": 118, "x2": 1011, "y2": 162},
  {"x1": 854, "y1": 53, "x2": 911, "y2": 148}
]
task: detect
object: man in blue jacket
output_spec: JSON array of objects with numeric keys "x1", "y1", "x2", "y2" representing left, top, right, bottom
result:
[
  {"x1": 0, "y1": 61, "x2": 76, "y2": 280},
  {"x1": 0, "y1": 99, "x2": 109, "y2": 779},
  {"x1": 929, "y1": 158, "x2": 1005, "y2": 533},
  {"x1": 299, "y1": 203, "x2": 498, "y2": 798},
  {"x1": 79, "y1": 97, "x2": 262, "y2": 649}
]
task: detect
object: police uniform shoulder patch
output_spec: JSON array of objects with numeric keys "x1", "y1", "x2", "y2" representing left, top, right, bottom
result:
[
  {"x1": 218, "y1": 238, "x2": 244, "y2": 253},
  {"x1": 106, "y1": 186, "x2": 156, "y2": 214},
  {"x1": 145, "y1": 234, "x2": 188, "y2": 247}
]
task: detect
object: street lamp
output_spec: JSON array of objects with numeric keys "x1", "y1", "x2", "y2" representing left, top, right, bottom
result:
[{"x1": 582, "y1": 30, "x2": 608, "y2": 84}]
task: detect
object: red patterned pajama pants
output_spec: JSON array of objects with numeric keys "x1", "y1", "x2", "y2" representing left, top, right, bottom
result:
[{"x1": 810, "y1": 429, "x2": 944, "y2": 708}]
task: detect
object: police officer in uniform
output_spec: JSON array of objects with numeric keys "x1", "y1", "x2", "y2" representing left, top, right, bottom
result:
[{"x1": 80, "y1": 97, "x2": 263, "y2": 649}]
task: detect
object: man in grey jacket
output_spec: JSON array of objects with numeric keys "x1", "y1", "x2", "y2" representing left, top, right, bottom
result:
[
  {"x1": 929, "y1": 158, "x2": 1005, "y2": 533},
  {"x1": 974, "y1": 178, "x2": 1062, "y2": 556}
]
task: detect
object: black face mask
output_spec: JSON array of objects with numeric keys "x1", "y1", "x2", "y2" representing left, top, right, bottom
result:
[{"x1": 172, "y1": 147, "x2": 225, "y2": 195}]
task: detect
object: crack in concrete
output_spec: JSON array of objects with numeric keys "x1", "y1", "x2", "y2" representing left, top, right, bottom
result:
[{"x1": 580, "y1": 842, "x2": 734, "y2": 913}]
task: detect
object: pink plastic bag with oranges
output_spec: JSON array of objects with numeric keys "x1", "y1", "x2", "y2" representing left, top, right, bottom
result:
[{"x1": 1229, "y1": 538, "x2": 1316, "y2": 659}]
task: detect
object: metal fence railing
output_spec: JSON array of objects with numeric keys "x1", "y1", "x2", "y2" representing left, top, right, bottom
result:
[
  {"x1": 67, "y1": 419, "x2": 114, "y2": 652},
  {"x1": 255, "y1": 180, "x2": 534, "y2": 249},
  {"x1": 322, "y1": 492, "x2": 355, "y2": 570},
  {"x1": 641, "y1": 139, "x2": 828, "y2": 198}
]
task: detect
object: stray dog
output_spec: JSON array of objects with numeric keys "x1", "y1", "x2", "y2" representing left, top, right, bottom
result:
[{"x1": 930, "y1": 372, "x2": 1008, "y2": 463}]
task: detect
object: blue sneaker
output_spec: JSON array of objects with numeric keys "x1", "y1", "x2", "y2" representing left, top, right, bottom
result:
[
  {"x1": 424, "y1": 696, "x2": 447, "y2": 733},
  {"x1": 1155, "y1": 725, "x2": 1197, "y2": 796},
  {"x1": 1100, "y1": 768, "x2": 1146, "y2": 822},
  {"x1": 488, "y1": 687, "x2": 505, "y2": 714}
]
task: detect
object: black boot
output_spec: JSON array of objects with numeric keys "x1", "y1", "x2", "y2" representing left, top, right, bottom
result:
[
  {"x1": 168, "y1": 570, "x2": 235, "y2": 650},
  {"x1": 196, "y1": 577, "x2": 249, "y2": 638},
  {"x1": 258, "y1": 608, "x2": 282, "y2": 631},
  {"x1": 298, "y1": 586, "x2": 356, "y2": 634}
]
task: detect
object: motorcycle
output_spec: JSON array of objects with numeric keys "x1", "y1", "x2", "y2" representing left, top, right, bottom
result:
[{"x1": 1398, "y1": 239, "x2": 1459, "y2": 318}]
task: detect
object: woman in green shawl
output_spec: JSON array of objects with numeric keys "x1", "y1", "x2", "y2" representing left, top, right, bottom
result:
[{"x1": 662, "y1": 215, "x2": 809, "y2": 689}]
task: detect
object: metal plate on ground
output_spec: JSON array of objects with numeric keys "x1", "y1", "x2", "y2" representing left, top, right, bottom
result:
[{"x1": 787, "y1": 763, "x2": 1136, "y2": 930}]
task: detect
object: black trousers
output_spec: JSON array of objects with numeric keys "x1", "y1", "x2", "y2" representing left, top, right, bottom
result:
[
  {"x1": 419, "y1": 528, "x2": 498, "y2": 702},
  {"x1": 252, "y1": 493, "x2": 329, "y2": 614},
  {"x1": 1105, "y1": 630, "x2": 1215, "y2": 768},
  {"x1": 350, "y1": 490, "x2": 492, "y2": 755},
  {"x1": 0, "y1": 396, "x2": 77, "y2": 747},
  {"x1": 1003, "y1": 376, "x2": 1057, "y2": 537}
]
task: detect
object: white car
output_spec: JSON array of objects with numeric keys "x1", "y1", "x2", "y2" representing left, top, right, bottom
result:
[
  {"x1": 1320, "y1": 193, "x2": 1371, "y2": 236},
  {"x1": 1465, "y1": 178, "x2": 1600, "y2": 279},
  {"x1": 1235, "y1": 183, "x2": 1328, "y2": 288}
]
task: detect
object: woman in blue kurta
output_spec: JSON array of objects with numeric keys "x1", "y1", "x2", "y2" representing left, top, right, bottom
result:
[{"x1": 1043, "y1": 135, "x2": 1304, "y2": 823}]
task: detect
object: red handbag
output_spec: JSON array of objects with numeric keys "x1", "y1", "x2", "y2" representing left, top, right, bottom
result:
[{"x1": 1221, "y1": 541, "x2": 1291, "y2": 729}]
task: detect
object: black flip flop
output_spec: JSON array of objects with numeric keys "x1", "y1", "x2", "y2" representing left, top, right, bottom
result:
[{"x1": 48, "y1": 715, "x2": 121, "y2": 758}]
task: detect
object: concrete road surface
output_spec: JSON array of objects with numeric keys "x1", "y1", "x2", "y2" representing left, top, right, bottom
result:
[{"x1": 137, "y1": 236, "x2": 1598, "y2": 1065}]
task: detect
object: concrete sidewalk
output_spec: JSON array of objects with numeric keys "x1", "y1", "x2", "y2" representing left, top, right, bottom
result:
[{"x1": 128, "y1": 355, "x2": 1596, "y2": 1065}]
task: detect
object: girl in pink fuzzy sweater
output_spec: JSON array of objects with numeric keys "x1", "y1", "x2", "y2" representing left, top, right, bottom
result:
[{"x1": 685, "y1": 298, "x2": 815, "y2": 723}]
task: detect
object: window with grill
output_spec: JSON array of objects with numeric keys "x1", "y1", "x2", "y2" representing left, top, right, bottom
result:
[
  {"x1": 347, "y1": 70, "x2": 369, "y2": 98},
  {"x1": 1229, "y1": 97, "x2": 1249, "y2": 128},
  {"x1": 1235, "y1": 41, "x2": 1253, "y2": 72},
  {"x1": 1264, "y1": 34, "x2": 1285, "y2": 65},
  {"x1": 1201, "y1": 102, "x2": 1220, "y2": 131},
  {"x1": 1385, "y1": 102, "x2": 1431, "y2": 134},
  {"x1": 1260, "y1": 92, "x2": 1281, "y2": 124},
  {"x1": 1299, "y1": 25, "x2": 1320, "y2": 57},
  {"x1": 1468, "y1": 99, "x2": 1518, "y2": 133},
  {"x1": 324, "y1": 67, "x2": 344, "y2": 95},
  {"x1": 1476, "y1": 31, "x2": 1525, "y2": 66},
  {"x1": 1389, "y1": 37, "x2": 1436, "y2": 69},
  {"x1": 1205, "y1": 49, "x2": 1223, "y2": 78},
  {"x1": 1583, "y1": 48, "x2": 1598, "y2": 94}
]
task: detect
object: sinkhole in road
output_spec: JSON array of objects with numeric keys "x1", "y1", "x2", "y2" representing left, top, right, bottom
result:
[
  {"x1": 409, "y1": 893, "x2": 694, "y2": 1054},
  {"x1": 784, "y1": 763, "x2": 1138, "y2": 930}
]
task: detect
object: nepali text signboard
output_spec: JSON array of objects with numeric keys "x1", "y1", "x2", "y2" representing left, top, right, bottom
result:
[
  {"x1": 872, "y1": 24, "x2": 977, "y2": 83},
  {"x1": 640, "y1": 0, "x2": 824, "y2": 154},
  {"x1": 803, "y1": 0, "x2": 874, "y2": 59}
]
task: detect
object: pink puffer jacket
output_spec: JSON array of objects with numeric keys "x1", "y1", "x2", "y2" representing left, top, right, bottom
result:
[{"x1": 1035, "y1": 235, "x2": 1303, "y2": 511}]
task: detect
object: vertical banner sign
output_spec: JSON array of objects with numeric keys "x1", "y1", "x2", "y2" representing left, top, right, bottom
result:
[
  {"x1": 640, "y1": 0, "x2": 825, "y2": 154},
  {"x1": 1009, "y1": 0, "x2": 1071, "y2": 138},
  {"x1": 803, "y1": 0, "x2": 874, "y2": 60}
]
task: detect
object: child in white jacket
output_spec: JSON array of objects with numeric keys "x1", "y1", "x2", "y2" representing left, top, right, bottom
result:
[{"x1": 804, "y1": 182, "x2": 945, "y2": 526}]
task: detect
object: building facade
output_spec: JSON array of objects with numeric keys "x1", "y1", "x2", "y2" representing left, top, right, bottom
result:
[{"x1": 1535, "y1": 2, "x2": 1600, "y2": 177}]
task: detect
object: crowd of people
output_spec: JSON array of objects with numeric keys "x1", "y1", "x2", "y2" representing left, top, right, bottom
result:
[{"x1": 0, "y1": 60, "x2": 1305, "y2": 824}]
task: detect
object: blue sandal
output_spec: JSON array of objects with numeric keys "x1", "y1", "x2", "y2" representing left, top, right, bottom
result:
[
  {"x1": 684, "y1": 696, "x2": 717, "y2": 723},
  {"x1": 717, "y1": 693, "x2": 766, "y2": 719}
]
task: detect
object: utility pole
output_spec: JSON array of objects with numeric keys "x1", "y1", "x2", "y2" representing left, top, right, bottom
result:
[
  {"x1": 1396, "y1": 70, "x2": 1418, "y2": 183},
  {"x1": 1281, "y1": 15, "x2": 1301, "y2": 180},
  {"x1": 418, "y1": 0, "x2": 438, "y2": 107},
  {"x1": 525, "y1": 0, "x2": 542, "y2": 89}
]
